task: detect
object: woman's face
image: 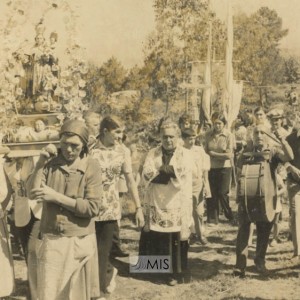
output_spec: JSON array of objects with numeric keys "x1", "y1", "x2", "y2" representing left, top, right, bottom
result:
[
  {"x1": 255, "y1": 110, "x2": 265, "y2": 123},
  {"x1": 160, "y1": 127, "x2": 178, "y2": 151},
  {"x1": 213, "y1": 119, "x2": 225, "y2": 133},
  {"x1": 104, "y1": 127, "x2": 124, "y2": 147},
  {"x1": 60, "y1": 134, "x2": 83, "y2": 162},
  {"x1": 183, "y1": 135, "x2": 196, "y2": 149}
]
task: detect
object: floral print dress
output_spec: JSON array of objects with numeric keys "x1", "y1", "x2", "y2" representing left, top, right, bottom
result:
[{"x1": 91, "y1": 142, "x2": 132, "y2": 221}]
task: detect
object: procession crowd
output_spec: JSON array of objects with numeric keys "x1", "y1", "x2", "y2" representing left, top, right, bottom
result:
[{"x1": 0, "y1": 106, "x2": 300, "y2": 300}]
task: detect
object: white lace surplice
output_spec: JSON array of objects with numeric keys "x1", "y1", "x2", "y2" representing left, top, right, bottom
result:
[{"x1": 142, "y1": 146, "x2": 193, "y2": 240}]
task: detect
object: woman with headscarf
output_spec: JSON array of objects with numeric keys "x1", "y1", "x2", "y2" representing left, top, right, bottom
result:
[{"x1": 26, "y1": 119, "x2": 102, "y2": 300}]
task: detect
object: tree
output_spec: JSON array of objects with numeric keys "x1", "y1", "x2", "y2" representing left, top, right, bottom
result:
[
  {"x1": 85, "y1": 63, "x2": 109, "y2": 109},
  {"x1": 284, "y1": 56, "x2": 300, "y2": 83},
  {"x1": 99, "y1": 56, "x2": 127, "y2": 93},
  {"x1": 123, "y1": 64, "x2": 149, "y2": 92},
  {"x1": 143, "y1": 0, "x2": 225, "y2": 108},
  {"x1": 233, "y1": 7, "x2": 288, "y2": 102}
]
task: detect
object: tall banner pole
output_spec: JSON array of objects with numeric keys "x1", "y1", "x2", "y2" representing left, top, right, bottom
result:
[{"x1": 201, "y1": 0, "x2": 212, "y2": 127}]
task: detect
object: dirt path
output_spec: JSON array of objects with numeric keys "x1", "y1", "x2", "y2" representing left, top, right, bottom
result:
[
  {"x1": 9, "y1": 202, "x2": 300, "y2": 300},
  {"x1": 112, "y1": 202, "x2": 300, "y2": 300}
]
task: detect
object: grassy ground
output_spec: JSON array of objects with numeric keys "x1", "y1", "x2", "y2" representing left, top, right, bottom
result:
[
  {"x1": 8, "y1": 200, "x2": 300, "y2": 300},
  {"x1": 111, "y1": 202, "x2": 300, "y2": 300}
]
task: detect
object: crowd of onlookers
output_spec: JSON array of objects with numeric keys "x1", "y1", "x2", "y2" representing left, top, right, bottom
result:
[{"x1": 1, "y1": 106, "x2": 300, "y2": 299}]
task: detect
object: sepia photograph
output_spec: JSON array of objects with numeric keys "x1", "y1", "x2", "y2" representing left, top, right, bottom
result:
[{"x1": 0, "y1": 0, "x2": 300, "y2": 299}]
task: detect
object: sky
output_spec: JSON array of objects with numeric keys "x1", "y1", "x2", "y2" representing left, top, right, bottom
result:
[
  {"x1": 74, "y1": 0, "x2": 300, "y2": 67},
  {"x1": 212, "y1": 0, "x2": 300, "y2": 51},
  {"x1": 0, "y1": 0, "x2": 299, "y2": 68},
  {"x1": 76, "y1": 0, "x2": 155, "y2": 68}
]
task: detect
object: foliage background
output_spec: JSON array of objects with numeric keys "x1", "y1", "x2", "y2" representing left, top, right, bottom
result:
[{"x1": 0, "y1": 0, "x2": 299, "y2": 131}]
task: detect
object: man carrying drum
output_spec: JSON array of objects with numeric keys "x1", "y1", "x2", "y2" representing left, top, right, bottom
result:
[{"x1": 233, "y1": 124, "x2": 293, "y2": 278}]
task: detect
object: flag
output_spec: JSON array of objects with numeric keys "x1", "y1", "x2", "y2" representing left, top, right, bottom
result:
[
  {"x1": 222, "y1": 0, "x2": 243, "y2": 128},
  {"x1": 230, "y1": 80, "x2": 243, "y2": 125},
  {"x1": 200, "y1": 26, "x2": 211, "y2": 124},
  {"x1": 201, "y1": 14, "x2": 212, "y2": 126},
  {"x1": 189, "y1": 62, "x2": 200, "y2": 121}
]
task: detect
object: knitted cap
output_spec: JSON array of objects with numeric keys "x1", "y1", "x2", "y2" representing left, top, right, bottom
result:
[{"x1": 60, "y1": 119, "x2": 89, "y2": 146}]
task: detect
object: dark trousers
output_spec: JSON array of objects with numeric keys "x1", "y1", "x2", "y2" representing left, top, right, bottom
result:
[
  {"x1": 13, "y1": 212, "x2": 39, "y2": 299},
  {"x1": 138, "y1": 230, "x2": 189, "y2": 274},
  {"x1": 14, "y1": 212, "x2": 38, "y2": 264},
  {"x1": 28, "y1": 219, "x2": 41, "y2": 300},
  {"x1": 235, "y1": 204, "x2": 273, "y2": 270},
  {"x1": 111, "y1": 221, "x2": 122, "y2": 253},
  {"x1": 95, "y1": 220, "x2": 116, "y2": 293},
  {"x1": 207, "y1": 167, "x2": 233, "y2": 223},
  {"x1": 180, "y1": 240, "x2": 189, "y2": 272}
]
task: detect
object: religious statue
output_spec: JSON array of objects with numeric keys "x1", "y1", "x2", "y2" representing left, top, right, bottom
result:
[
  {"x1": 14, "y1": 20, "x2": 61, "y2": 113},
  {"x1": 31, "y1": 33, "x2": 51, "y2": 96}
]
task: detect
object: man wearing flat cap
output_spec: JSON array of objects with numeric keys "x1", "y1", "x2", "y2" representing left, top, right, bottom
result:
[{"x1": 27, "y1": 119, "x2": 103, "y2": 300}]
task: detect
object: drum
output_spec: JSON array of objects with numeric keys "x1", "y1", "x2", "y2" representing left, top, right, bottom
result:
[{"x1": 237, "y1": 157, "x2": 276, "y2": 222}]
